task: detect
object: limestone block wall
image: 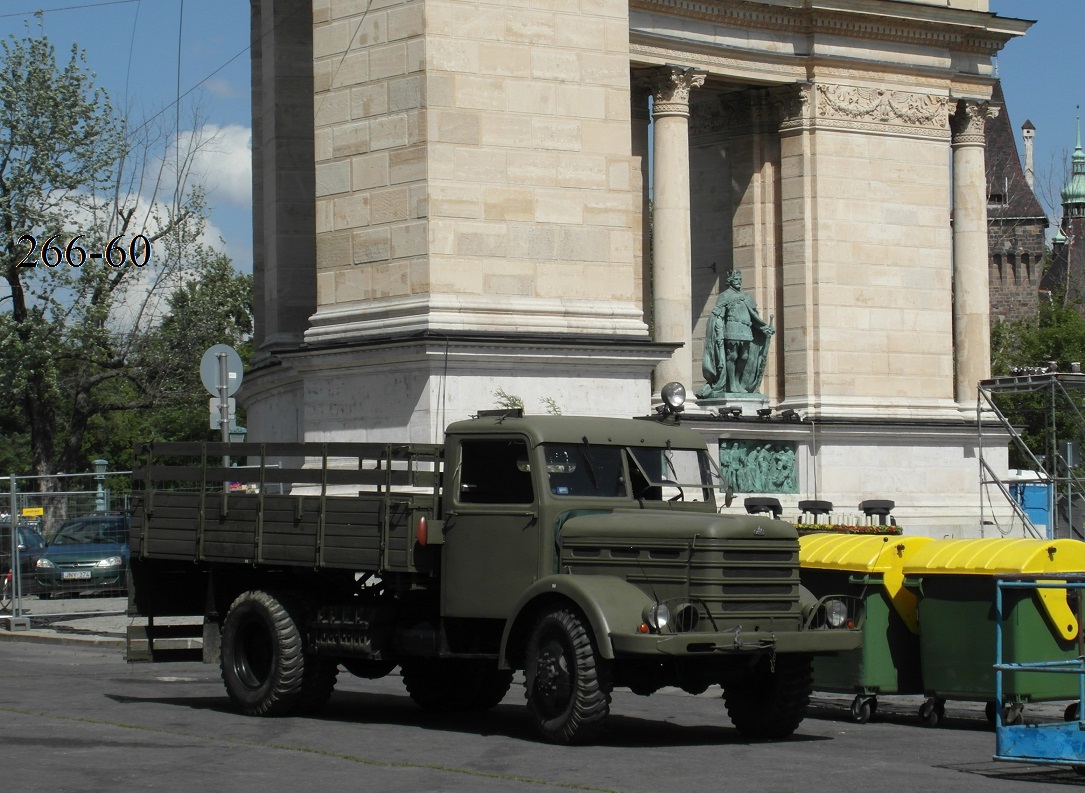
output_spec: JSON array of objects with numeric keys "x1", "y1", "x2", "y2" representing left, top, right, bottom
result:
[
  {"x1": 309, "y1": 0, "x2": 647, "y2": 342},
  {"x1": 779, "y1": 83, "x2": 959, "y2": 418}
]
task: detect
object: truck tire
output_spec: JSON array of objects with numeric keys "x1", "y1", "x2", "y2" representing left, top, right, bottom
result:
[
  {"x1": 723, "y1": 654, "x2": 812, "y2": 740},
  {"x1": 220, "y1": 590, "x2": 337, "y2": 716},
  {"x1": 401, "y1": 659, "x2": 513, "y2": 711},
  {"x1": 524, "y1": 608, "x2": 611, "y2": 745}
]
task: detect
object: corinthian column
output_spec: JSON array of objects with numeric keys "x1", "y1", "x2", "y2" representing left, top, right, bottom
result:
[
  {"x1": 951, "y1": 99, "x2": 998, "y2": 408},
  {"x1": 649, "y1": 66, "x2": 706, "y2": 397}
]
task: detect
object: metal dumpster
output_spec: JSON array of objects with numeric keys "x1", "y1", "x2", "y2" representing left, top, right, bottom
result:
[
  {"x1": 800, "y1": 534, "x2": 934, "y2": 722},
  {"x1": 903, "y1": 538, "x2": 1085, "y2": 727}
]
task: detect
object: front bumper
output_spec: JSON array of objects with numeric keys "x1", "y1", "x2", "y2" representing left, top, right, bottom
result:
[
  {"x1": 610, "y1": 627, "x2": 862, "y2": 657},
  {"x1": 36, "y1": 568, "x2": 127, "y2": 595}
]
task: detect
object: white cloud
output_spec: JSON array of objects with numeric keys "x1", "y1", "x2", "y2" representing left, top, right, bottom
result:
[
  {"x1": 204, "y1": 77, "x2": 239, "y2": 100},
  {"x1": 185, "y1": 124, "x2": 253, "y2": 208}
]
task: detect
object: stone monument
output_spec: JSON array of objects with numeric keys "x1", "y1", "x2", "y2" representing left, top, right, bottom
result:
[{"x1": 697, "y1": 269, "x2": 774, "y2": 399}]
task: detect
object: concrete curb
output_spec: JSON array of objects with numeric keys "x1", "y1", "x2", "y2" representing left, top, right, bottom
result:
[{"x1": 0, "y1": 627, "x2": 126, "y2": 650}]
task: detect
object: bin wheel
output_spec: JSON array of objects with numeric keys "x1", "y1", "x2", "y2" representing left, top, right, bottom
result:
[
  {"x1": 985, "y1": 700, "x2": 1024, "y2": 726},
  {"x1": 919, "y1": 698, "x2": 945, "y2": 727},
  {"x1": 1004, "y1": 703, "x2": 1024, "y2": 726},
  {"x1": 1066, "y1": 702, "x2": 1081, "y2": 722},
  {"x1": 850, "y1": 695, "x2": 876, "y2": 724}
]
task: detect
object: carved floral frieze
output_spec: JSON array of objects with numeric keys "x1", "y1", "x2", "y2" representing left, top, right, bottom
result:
[{"x1": 815, "y1": 84, "x2": 948, "y2": 129}]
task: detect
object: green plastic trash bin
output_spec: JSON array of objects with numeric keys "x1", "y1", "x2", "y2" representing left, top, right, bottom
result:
[
  {"x1": 800, "y1": 533, "x2": 934, "y2": 722},
  {"x1": 902, "y1": 538, "x2": 1085, "y2": 726}
]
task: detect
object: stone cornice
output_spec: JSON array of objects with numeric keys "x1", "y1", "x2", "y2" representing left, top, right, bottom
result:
[{"x1": 628, "y1": 0, "x2": 1029, "y2": 56}]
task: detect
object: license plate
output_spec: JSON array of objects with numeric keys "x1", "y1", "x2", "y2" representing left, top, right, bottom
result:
[{"x1": 62, "y1": 570, "x2": 92, "y2": 580}]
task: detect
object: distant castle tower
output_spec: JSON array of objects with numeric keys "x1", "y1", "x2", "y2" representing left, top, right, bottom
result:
[
  {"x1": 986, "y1": 81, "x2": 1049, "y2": 323},
  {"x1": 1044, "y1": 109, "x2": 1085, "y2": 304}
]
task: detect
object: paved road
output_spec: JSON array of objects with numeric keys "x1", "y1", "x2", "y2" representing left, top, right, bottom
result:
[{"x1": 1, "y1": 626, "x2": 1082, "y2": 793}]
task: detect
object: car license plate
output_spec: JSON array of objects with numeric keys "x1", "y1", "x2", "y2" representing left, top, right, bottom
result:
[{"x1": 62, "y1": 570, "x2": 92, "y2": 580}]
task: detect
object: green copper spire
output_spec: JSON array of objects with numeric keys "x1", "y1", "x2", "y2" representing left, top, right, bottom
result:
[{"x1": 1061, "y1": 107, "x2": 1085, "y2": 206}]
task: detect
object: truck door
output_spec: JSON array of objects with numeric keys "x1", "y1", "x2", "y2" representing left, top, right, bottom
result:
[{"x1": 441, "y1": 436, "x2": 539, "y2": 618}]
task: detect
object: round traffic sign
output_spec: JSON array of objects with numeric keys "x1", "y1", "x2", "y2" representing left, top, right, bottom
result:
[{"x1": 200, "y1": 344, "x2": 244, "y2": 397}]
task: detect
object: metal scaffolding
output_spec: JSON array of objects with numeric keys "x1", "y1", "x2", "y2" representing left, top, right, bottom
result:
[{"x1": 978, "y1": 372, "x2": 1085, "y2": 541}]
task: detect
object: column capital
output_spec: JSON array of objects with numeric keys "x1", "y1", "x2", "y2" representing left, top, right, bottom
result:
[
  {"x1": 951, "y1": 99, "x2": 999, "y2": 147},
  {"x1": 648, "y1": 66, "x2": 707, "y2": 119}
]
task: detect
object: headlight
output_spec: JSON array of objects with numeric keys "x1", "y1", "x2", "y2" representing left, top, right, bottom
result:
[
  {"x1": 823, "y1": 599, "x2": 848, "y2": 628},
  {"x1": 96, "y1": 556, "x2": 123, "y2": 568},
  {"x1": 661, "y1": 382, "x2": 686, "y2": 411},
  {"x1": 644, "y1": 602, "x2": 670, "y2": 632},
  {"x1": 36, "y1": 558, "x2": 56, "y2": 569}
]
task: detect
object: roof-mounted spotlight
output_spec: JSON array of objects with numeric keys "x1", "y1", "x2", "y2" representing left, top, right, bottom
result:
[
  {"x1": 723, "y1": 407, "x2": 742, "y2": 420},
  {"x1": 657, "y1": 382, "x2": 686, "y2": 418},
  {"x1": 756, "y1": 408, "x2": 772, "y2": 420},
  {"x1": 780, "y1": 408, "x2": 801, "y2": 422}
]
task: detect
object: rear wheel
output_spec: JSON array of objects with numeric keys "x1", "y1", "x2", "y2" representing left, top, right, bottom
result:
[
  {"x1": 524, "y1": 608, "x2": 611, "y2": 744},
  {"x1": 220, "y1": 590, "x2": 337, "y2": 716},
  {"x1": 401, "y1": 658, "x2": 513, "y2": 712},
  {"x1": 724, "y1": 654, "x2": 812, "y2": 740}
]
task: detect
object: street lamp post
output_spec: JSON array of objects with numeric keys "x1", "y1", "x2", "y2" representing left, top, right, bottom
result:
[{"x1": 94, "y1": 459, "x2": 108, "y2": 512}]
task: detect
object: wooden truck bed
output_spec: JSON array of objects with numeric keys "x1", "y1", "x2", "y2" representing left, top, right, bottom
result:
[{"x1": 131, "y1": 441, "x2": 443, "y2": 574}]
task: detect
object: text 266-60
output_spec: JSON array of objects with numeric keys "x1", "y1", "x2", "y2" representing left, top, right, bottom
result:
[{"x1": 17, "y1": 233, "x2": 151, "y2": 268}]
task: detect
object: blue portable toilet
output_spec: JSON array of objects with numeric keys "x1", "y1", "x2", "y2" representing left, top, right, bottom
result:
[{"x1": 1009, "y1": 476, "x2": 1051, "y2": 535}]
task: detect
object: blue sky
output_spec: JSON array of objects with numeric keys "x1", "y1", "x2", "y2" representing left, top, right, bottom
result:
[
  {"x1": 0, "y1": 0, "x2": 1079, "y2": 275},
  {"x1": 991, "y1": 0, "x2": 1085, "y2": 220},
  {"x1": 0, "y1": 1, "x2": 253, "y2": 270}
]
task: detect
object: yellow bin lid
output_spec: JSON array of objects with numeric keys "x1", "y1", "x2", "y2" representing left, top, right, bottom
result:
[
  {"x1": 800, "y1": 534, "x2": 935, "y2": 634},
  {"x1": 902, "y1": 538, "x2": 1085, "y2": 641},
  {"x1": 800, "y1": 534, "x2": 935, "y2": 573},
  {"x1": 901, "y1": 538, "x2": 1085, "y2": 576}
]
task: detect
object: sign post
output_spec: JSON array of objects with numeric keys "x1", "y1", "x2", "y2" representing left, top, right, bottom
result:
[{"x1": 200, "y1": 345, "x2": 244, "y2": 477}]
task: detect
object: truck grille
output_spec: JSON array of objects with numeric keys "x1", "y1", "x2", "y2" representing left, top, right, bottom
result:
[{"x1": 562, "y1": 538, "x2": 801, "y2": 624}]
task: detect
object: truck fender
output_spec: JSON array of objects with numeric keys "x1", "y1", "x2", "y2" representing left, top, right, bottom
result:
[{"x1": 498, "y1": 574, "x2": 655, "y2": 670}]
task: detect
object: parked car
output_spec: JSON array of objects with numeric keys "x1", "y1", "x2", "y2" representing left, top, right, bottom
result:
[
  {"x1": 35, "y1": 513, "x2": 130, "y2": 599},
  {"x1": 1, "y1": 521, "x2": 48, "y2": 599}
]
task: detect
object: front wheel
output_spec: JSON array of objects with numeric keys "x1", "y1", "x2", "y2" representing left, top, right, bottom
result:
[
  {"x1": 724, "y1": 654, "x2": 812, "y2": 740},
  {"x1": 220, "y1": 590, "x2": 337, "y2": 716},
  {"x1": 525, "y1": 608, "x2": 611, "y2": 744}
]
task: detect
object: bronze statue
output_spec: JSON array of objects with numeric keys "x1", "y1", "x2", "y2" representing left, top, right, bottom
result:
[{"x1": 698, "y1": 269, "x2": 774, "y2": 398}]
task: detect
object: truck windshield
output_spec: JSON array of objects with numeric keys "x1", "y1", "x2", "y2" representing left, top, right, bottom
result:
[{"x1": 542, "y1": 443, "x2": 721, "y2": 503}]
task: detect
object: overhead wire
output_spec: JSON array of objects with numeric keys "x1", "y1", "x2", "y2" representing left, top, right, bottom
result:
[{"x1": 0, "y1": 1, "x2": 139, "y2": 18}]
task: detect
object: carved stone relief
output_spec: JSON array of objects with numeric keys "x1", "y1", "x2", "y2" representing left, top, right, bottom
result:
[{"x1": 814, "y1": 84, "x2": 949, "y2": 135}]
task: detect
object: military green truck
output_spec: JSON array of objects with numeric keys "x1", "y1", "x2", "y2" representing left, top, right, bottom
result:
[{"x1": 128, "y1": 392, "x2": 862, "y2": 744}]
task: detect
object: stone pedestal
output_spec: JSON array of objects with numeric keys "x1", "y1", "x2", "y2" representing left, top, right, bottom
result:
[{"x1": 680, "y1": 415, "x2": 1015, "y2": 540}]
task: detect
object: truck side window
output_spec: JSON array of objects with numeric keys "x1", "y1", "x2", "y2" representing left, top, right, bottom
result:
[{"x1": 458, "y1": 439, "x2": 535, "y2": 504}]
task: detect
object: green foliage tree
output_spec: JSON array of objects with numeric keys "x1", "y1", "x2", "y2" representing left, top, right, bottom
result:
[
  {"x1": 990, "y1": 295, "x2": 1085, "y2": 471},
  {"x1": 89, "y1": 248, "x2": 254, "y2": 471},
  {"x1": 0, "y1": 21, "x2": 247, "y2": 489}
]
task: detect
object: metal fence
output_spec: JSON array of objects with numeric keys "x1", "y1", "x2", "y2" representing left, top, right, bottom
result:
[{"x1": 3, "y1": 468, "x2": 132, "y2": 627}]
